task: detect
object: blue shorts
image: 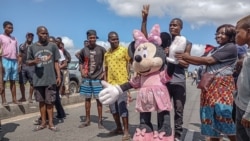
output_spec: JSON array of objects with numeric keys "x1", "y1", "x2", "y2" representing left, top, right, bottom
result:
[
  {"x1": 2, "y1": 58, "x2": 18, "y2": 81},
  {"x1": 79, "y1": 79, "x2": 102, "y2": 99},
  {"x1": 109, "y1": 91, "x2": 128, "y2": 117}
]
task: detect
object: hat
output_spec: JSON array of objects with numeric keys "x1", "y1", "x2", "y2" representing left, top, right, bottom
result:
[
  {"x1": 26, "y1": 32, "x2": 34, "y2": 36},
  {"x1": 86, "y1": 30, "x2": 99, "y2": 39}
]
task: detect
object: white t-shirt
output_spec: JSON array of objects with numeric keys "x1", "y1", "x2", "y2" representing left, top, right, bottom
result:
[{"x1": 59, "y1": 49, "x2": 65, "y2": 63}]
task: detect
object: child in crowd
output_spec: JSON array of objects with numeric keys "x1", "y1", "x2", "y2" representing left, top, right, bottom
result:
[{"x1": 234, "y1": 15, "x2": 250, "y2": 141}]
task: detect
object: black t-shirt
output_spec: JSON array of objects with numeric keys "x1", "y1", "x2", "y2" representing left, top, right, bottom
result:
[
  {"x1": 19, "y1": 43, "x2": 31, "y2": 64},
  {"x1": 79, "y1": 45, "x2": 106, "y2": 79}
]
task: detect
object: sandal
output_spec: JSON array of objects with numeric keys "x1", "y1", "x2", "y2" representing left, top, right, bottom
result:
[
  {"x1": 78, "y1": 122, "x2": 90, "y2": 128},
  {"x1": 49, "y1": 126, "x2": 59, "y2": 132},
  {"x1": 33, "y1": 125, "x2": 46, "y2": 132},
  {"x1": 109, "y1": 129, "x2": 124, "y2": 136},
  {"x1": 122, "y1": 134, "x2": 131, "y2": 141}
]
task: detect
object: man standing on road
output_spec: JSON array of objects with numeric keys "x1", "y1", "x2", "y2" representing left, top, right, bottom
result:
[
  {"x1": 18, "y1": 32, "x2": 35, "y2": 103},
  {"x1": 104, "y1": 31, "x2": 130, "y2": 140},
  {"x1": 0, "y1": 21, "x2": 19, "y2": 106},
  {"x1": 49, "y1": 36, "x2": 67, "y2": 119},
  {"x1": 56, "y1": 37, "x2": 71, "y2": 97},
  {"x1": 27, "y1": 26, "x2": 61, "y2": 132},
  {"x1": 78, "y1": 30, "x2": 106, "y2": 129},
  {"x1": 140, "y1": 5, "x2": 192, "y2": 140},
  {"x1": 0, "y1": 40, "x2": 4, "y2": 131},
  {"x1": 191, "y1": 69, "x2": 198, "y2": 85},
  {"x1": 166, "y1": 18, "x2": 192, "y2": 141}
]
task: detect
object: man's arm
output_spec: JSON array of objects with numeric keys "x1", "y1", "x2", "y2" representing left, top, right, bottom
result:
[
  {"x1": 141, "y1": 4, "x2": 149, "y2": 38},
  {"x1": 54, "y1": 61, "x2": 61, "y2": 86},
  {"x1": 26, "y1": 47, "x2": 41, "y2": 66},
  {"x1": 104, "y1": 66, "x2": 108, "y2": 81},
  {"x1": 235, "y1": 53, "x2": 246, "y2": 74},
  {"x1": 178, "y1": 42, "x2": 192, "y2": 68},
  {"x1": 0, "y1": 57, "x2": 3, "y2": 93},
  {"x1": 59, "y1": 60, "x2": 68, "y2": 69},
  {"x1": 75, "y1": 51, "x2": 80, "y2": 60},
  {"x1": 18, "y1": 52, "x2": 22, "y2": 72}
]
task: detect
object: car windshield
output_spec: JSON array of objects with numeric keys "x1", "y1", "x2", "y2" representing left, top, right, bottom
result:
[{"x1": 68, "y1": 61, "x2": 78, "y2": 70}]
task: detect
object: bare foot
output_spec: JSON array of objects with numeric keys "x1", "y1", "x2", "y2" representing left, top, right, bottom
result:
[
  {"x1": 13, "y1": 100, "x2": 21, "y2": 105},
  {"x1": 78, "y1": 121, "x2": 90, "y2": 128},
  {"x1": 2, "y1": 102, "x2": 8, "y2": 106},
  {"x1": 98, "y1": 121, "x2": 104, "y2": 129}
]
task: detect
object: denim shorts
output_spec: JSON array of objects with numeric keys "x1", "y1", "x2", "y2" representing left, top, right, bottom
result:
[
  {"x1": 109, "y1": 91, "x2": 128, "y2": 117},
  {"x1": 79, "y1": 79, "x2": 102, "y2": 99}
]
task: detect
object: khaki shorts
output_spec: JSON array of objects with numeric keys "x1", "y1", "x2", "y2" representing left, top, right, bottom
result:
[{"x1": 62, "y1": 70, "x2": 69, "y2": 93}]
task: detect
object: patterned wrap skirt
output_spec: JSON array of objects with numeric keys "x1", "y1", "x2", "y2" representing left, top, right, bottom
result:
[{"x1": 200, "y1": 75, "x2": 236, "y2": 137}]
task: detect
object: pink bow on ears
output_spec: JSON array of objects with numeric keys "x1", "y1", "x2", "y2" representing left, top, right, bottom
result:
[
  {"x1": 153, "y1": 131, "x2": 166, "y2": 139},
  {"x1": 135, "y1": 128, "x2": 147, "y2": 136},
  {"x1": 133, "y1": 24, "x2": 162, "y2": 48}
]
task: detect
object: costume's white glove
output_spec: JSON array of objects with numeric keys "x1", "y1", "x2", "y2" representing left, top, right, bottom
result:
[
  {"x1": 99, "y1": 81, "x2": 123, "y2": 105},
  {"x1": 167, "y1": 36, "x2": 187, "y2": 64}
]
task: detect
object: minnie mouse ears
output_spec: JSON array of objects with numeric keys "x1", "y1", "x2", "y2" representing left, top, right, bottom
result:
[{"x1": 133, "y1": 24, "x2": 162, "y2": 48}]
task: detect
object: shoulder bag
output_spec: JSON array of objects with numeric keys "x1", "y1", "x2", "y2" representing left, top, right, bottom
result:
[{"x1": 197, "y1": 66, "x2": 229, "y2": 91}]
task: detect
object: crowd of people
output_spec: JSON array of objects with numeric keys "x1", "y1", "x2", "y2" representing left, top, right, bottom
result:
[
  {"x1": 0, "y1": 4, "x2": 250, "y2": 141},
  {"x1": 0, "y1": 23, "x2": 71, "y2": 132}
]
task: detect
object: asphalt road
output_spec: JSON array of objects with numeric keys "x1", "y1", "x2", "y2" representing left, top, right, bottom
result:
[{"x1": 0, "y1": 79, "x2": 229, "y2": 141}]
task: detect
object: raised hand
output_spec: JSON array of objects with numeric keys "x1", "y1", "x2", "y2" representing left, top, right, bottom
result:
[{"x1": 142, "y1": 4, "x2": 150, "y2": 22}]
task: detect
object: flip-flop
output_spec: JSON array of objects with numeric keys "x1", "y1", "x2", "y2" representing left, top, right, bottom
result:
[
  {"x1": 78, "y1": 122, "x2": 90, "y2": 128},
  {"x1": 49, "y1": 126, "x2": 59, "y2": 132},
  {"x1": 108, "y1": 129, "x2": 124, "y2": 136},
  {"x1": 33, "y1": 125, "x2": 46, "y2": 132}
]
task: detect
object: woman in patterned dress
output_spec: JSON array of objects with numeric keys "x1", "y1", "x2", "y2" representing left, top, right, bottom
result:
[{"x1": 175, "y1": 24, "x2": 237, "y2": 141}]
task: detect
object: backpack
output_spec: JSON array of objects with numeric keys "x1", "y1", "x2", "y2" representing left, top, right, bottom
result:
[{"x1": 63, "y1": 49, "x2": 71, "y2": 63}]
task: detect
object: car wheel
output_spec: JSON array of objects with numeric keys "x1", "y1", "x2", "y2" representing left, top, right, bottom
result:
[{"x1": 69, "y1": 81, "x2": 78, "y2": 94}]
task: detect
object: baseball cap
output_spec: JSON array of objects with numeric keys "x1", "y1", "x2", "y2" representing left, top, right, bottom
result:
[
  {"x1": 26, "y1": 32, "x2": 34, "y2": 36},
  {"x1": 86, "y1": 30, "x2": 99, "y2": 39}
]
